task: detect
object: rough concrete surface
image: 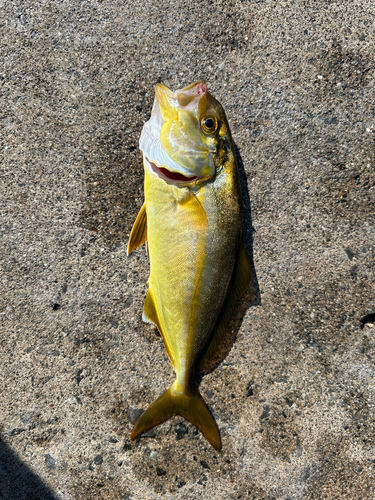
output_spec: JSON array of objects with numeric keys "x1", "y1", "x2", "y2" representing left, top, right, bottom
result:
[{"x1": 1, "y1": 0, "x2": 374, "y2": 498}]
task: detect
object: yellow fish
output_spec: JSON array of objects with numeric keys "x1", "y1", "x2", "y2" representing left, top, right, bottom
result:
[{"x1": 127, "y1": 81, "x2": 251, "y2": 451}]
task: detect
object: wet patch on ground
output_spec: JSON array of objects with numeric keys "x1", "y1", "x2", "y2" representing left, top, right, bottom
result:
[
  {"x1": 130, "y1": 428, "x2": 237, "y2": 495},
  {"x1": 311, "y1": 40, "x2": 372, "y2": 99},
  {"x1": 80, "y1": 129, "x2": 145, "y2": 246},
  {"x1": 257, "y1": 402, "x2": 301, "y2": 461},
  {"x1": 303, "y1": 435, "x2": 375, "y2": 499}
]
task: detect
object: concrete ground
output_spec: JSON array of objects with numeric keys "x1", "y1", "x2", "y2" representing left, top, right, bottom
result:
[{"x1": 1, "y1": 0, "x2": 374, "y2": 498}]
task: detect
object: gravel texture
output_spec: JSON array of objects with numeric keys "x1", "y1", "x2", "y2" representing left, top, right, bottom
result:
[{"x1": 1, "y1": 1, "x2": 375, "y2": 499}]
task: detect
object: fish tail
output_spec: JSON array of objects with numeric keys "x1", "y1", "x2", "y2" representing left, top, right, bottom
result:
[{"x1": 130, "y1": 382, "x2": 222, "y2": 451}]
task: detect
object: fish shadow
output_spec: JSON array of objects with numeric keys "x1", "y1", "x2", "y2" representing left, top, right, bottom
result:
[
  {"x1": 235, "y1": 142, "x2": 261, "y2": 308},
  {"x1": 197, "y1": 143, "x2": 261, "y2": 376}
]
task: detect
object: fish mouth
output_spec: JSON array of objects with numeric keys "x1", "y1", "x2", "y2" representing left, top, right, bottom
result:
[
  {"x1": 139, "y1": 81, "x2": 216, "y2": 182},
  {"x1": 146, "y1": 158, "x2": 200, "y2": 184}
]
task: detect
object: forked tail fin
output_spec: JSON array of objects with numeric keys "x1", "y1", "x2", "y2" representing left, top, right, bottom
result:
[{"x1": 130, "y1": 382, "x2": 222, "y2": 451}]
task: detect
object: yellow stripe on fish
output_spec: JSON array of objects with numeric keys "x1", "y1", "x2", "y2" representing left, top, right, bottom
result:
[{"x1": 128, "y1": 81, "x2": 251, "y2": 451}]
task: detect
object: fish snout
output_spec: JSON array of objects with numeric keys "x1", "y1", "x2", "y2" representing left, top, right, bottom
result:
[{"x1": 155, "y1": 84, "x2": 177, "y2": 121}]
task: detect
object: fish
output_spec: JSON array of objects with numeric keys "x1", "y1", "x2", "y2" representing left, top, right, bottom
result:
[{"x1": 127, "y1": 80, "x2": 251, "y2": 451}]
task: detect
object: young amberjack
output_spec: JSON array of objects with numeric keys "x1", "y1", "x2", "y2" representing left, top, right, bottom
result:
[{"x1": 127, "y1": 81, "x2": 251, "y2": 451}]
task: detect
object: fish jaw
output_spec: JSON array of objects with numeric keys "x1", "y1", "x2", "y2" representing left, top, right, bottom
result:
[
  {"x1": 139, "y1": 81, "x2": 218, "y2": 182},
  {"x1": 139, "y1": 101, "x2": 210, "y2": 183},
  {"x1": 139, "y1": 97, "x2": 202, "y2": 173}
]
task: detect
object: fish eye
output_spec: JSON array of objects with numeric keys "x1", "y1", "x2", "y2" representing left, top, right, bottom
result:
[{"x1": 201, "y1": 115, "x2": 218, "y2": 134}]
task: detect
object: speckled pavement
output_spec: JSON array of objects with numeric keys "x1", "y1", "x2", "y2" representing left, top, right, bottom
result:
[{"x1": 1, "y1": 1, "x2": 375, "y2": 499}]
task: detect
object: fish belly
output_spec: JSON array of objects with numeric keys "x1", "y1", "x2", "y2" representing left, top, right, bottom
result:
[{"x1": 144, "y1": 168, "x2": 242, "y2": 386}]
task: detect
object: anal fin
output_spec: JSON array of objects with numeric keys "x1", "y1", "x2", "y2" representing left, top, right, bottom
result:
[
  {"x1": 143, "y1": 289, "x2": 175, "y2": 366},
  {"x1": 198, "y1": 240, "x2": 251, "y2": 373},
  {"x1": 143, "y1": 289, "x2": 161, "y2": 330},
  {"x1": 127, "y1": 203, "x2": 147, "y2": 255}
]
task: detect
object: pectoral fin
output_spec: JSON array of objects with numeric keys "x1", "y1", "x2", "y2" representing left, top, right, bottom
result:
[
  {"x1": 198, "y1": 240, "x2": 251, "y2": 373},
  {"x1": 127, "y1": 203, "x2": 147, "y2": 255}
]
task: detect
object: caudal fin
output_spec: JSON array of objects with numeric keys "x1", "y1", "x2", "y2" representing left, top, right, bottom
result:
[{"x1": 130, "y1": 383, "x2": 221, "y2": 451}]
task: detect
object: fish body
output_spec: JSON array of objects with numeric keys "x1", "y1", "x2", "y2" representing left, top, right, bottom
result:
[{"x1": 128, "y1": 81, "x2": 250, "y2": 451}]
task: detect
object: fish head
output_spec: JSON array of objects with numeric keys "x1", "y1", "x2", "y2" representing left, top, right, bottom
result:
[{"x1": 139, "y1": 81, "x2": 232, "y2": 184}]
